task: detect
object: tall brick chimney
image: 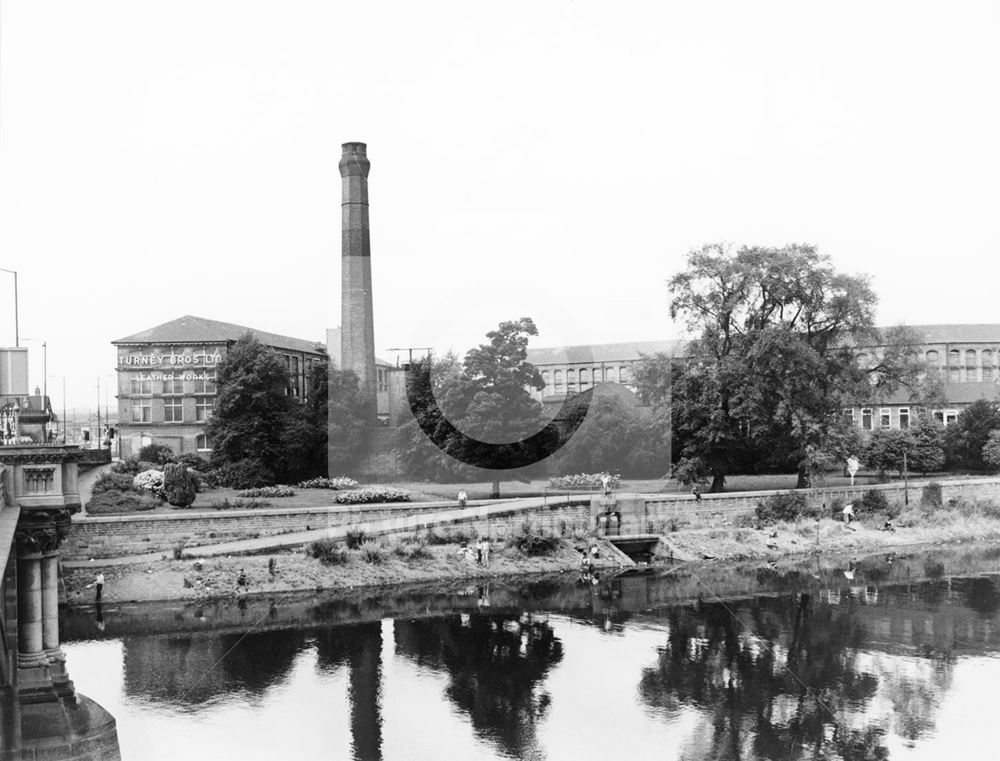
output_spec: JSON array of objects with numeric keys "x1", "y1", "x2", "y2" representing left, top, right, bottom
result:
[{"x1": 339, "y1": 142, "x2": 377, "y2": 421}]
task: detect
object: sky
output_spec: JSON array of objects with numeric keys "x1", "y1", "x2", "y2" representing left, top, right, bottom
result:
[{"x1": 1, "y1": 0, "x2": 999, "y2": 409}]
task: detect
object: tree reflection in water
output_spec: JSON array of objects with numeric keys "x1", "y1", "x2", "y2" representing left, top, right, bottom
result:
[
  {"x1": 394, "y1": 613, "x2": 563, "y2": 760},
  {"x1": 639, "y1": 593, "x2": 953, "y2": 761}
]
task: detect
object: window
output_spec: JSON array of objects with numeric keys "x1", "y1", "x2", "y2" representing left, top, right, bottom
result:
[
  {"x1": 966, "y1": 349, "x2": 978, "y2": 381},
  {"x1": 945, "y1": 412, "x2": 958, "y2": 426},
  {"x1": 984, "y1": 350, "x2": 995, "y2": 382},
  {"x1": 162, "y1": 377, "x2": 184, "y2": 395},
  {"x1": 948, "y1": 350, "x2": 961, "y2": 382},
  {"x1": 164, "y1": 397, "x2": 183, "y2": 422},
  {"x1": 933, "y1": 411, "x2": 944, "y2": 423},
  {"x1": 196, "y1": 398, "x2": 214, "y2": 422},
  {"x1": 862, "y1": 408, "x2": 873, "y2": 431},
  {"x1": 925, "y1": 350, "x2": 939, "y2": 366},
  {"x1": 196, "y1": 434, "x2": 210, "y2": 451},
  {"x1": 606, "y1": 367, "x2": 618, "y2": 383},
  {"x1": 593, "y1": 367, "x2": 603, "y2": 383},
  {"x1": 567, "y1": 369, "x2": 577, "y2": 394},
  {"x1": 554, "y1": 370, "x2": 563, "y2": 394},
  {"x1": 899, "y1": 407, "x2": 909, "y2": 430},
  {"x1": 541, "y1": 370, "x2": 550, "y2": 390},
  {"x1": 192, "y1": 374, "x2": 217, "y2": 394},
  {"x1": 879, "y1": 408, "x2": 891, "y2": 428},
  {"x1": 842, "y1": 408, "x2": 855, "y2": 427},
  {"x1": 620, "y1": 365, "x2": 630, "y2": 383},
  {"x1": 130, "y1": 377, "x2": 152, "y2": 395},
  {"x1": 377, "y1": 368, "x2": 388, "y2": 393},
  {"x1": 580, "y1": 369, "x2": 590, "y2": 389},
  {"x1": 131, "y1": 399, "x2": 151, "y2": 423}
]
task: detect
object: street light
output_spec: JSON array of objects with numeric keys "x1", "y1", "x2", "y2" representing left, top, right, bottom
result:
[{"x1": 0, "y1": 267, "x2": 17, "y2": 346}]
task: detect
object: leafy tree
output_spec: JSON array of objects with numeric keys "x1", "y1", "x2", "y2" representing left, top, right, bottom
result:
[
  {"x1": 666, "y1": 243, "x2": 922, "y2": 490},
  {"x1": 162, "y1": 463, "x2": 197, "y2": 508},
  {"x1": 907, "y1": 415, "x2": 946, "y2": 473},
  {"x1": 862, "y1": 429, "x2": 911, "y2": 478},
  {"x1": 982, "y1": 430, "x2": 1000, "y2": 472},
  {"x1": 206, "y1": 332, "x2": 298, "y2": 483},
  {"x1": 944, "y1": 399, "x2": 1000, "y2": 470}
]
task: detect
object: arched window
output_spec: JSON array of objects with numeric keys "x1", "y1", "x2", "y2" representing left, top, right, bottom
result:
[
  {"x1": 949, "y1": 350, "x2": 961, "y2": 382},
  {"x1": 620, "y1": 365, "x2": 630, "y2": 383},
  {"x1": 567, "y1": 369, "x2": 577, "y2": 394},
  {"x1": 606, "y1": 367, "x2": 618, "y2": 383},
  {"x1": 593, "y1": 367, "x2": 603, "y2": 383},
  {"x1": 541, "y1": 370, "x2": 550, "y2": 389},
  {"x1": 925, "y1": 350, "x2": 939, "y2": 366},
  {"x1": 580, "y1": 369, "x2": 590, "y2": 389},
  {"x1": 983, "y1": 350, "x2": 995, "y2": 382},
  {"x1": 554, "y1": 370, "x2": 564, "y2": 393}
]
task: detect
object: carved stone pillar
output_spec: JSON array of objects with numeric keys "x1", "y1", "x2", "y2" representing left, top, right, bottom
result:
[
  {"x1": 14, "y1": 515, "x2": 68, "y2": 672},
  {"x1": 15, "y1": 550, "x2": 44, "y2": 668},
  {"x1": 40, "y1": 552, "x2": 62, "y2": 658}
]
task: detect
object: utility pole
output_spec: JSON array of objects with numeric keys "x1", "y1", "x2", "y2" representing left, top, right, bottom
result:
[{"x1": 903, "y1": 450, "x2": 909, "y2": 505}]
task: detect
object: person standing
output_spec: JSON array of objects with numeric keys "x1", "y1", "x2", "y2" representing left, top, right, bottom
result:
[
  {"x1": 601, "y1": 474, "x2": 611, "y2": 497},
  {"x1": 842, "y1": 503, "x2": 855, "y2": 525},
  {"x1": 481, "y1": 537, "x2": 491, "y2": 567},
  {"x1": 458, "y1": 489, "x2": 468, "y2": 508},
  {"x1": 94, "y1": 572, "x2": 105, "y2": 602}
]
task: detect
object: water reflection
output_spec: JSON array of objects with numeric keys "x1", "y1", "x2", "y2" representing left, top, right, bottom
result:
[
  {"x1": 58, "y1": 546, "x2": 1000, "y2": 760},
  {"x1": 395, "y1": 613, "x2": 562, "y2": 759}
]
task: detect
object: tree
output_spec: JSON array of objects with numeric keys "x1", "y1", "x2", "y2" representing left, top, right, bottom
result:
[
  {"x1": 862, "y1": 428, "x2": 910, "y2": 478},
  {"x1": 945, "y1": 399, "x2": 1000, "y2": 471},
  {"x1": 162, "y1": 463, "x2": 197, "y2": 508},
  {"x1": 907, "y1": 415, "x2": 946, "y2": 474},
  {"x1": 666, "y1": 243, "x2": 922, "y2": 490},
  {"x1": 206, "y1": 333, "x2": 297, "y2": 483}
]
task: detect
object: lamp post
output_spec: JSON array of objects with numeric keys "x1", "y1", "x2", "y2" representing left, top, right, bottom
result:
[{"x1": 0, "y1": 267, "x2": 17, "y2": 346}]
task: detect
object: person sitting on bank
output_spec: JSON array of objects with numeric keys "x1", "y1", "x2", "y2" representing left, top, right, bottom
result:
[
  {"x1": 692, "y1": 483, "x2": 703, "y2": 501},
  {"x1": 882, "y1": 518, "x2": 895, "y2": 532}
]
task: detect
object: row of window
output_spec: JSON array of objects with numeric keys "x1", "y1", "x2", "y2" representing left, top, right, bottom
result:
[
  {"x1": 843, "y1": 407, "x2": 959, "y2": 431},
  {"x1": 856, "y1": 349, "x2": 1000, "y2": 383},
  {"x1": 540, "y1": 365, "x2": 632, "y2": 395},
  {"x1": 129, "y1": 376, "x2": 217, "y2": 395},
  {"x1": 130, "y1": 397, "x2": 214, "y2": 423}
]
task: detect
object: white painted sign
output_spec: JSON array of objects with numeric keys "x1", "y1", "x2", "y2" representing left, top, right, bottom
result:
[{"x1": 847, "y1": 456, "x2": 860, "y2": 485}]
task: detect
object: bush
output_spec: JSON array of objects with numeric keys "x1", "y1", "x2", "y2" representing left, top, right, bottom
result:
[
  {"x1": 296, "y1": 476, "x2": 360, "y2": 490},
  {"x1": 176, "y1": 453, "x2": 211, "y2": 472},
  {"x1": 921, "y1": 482, "x2": 943, "y2": 508},
  {"x1": 359, "y1": 539, "x2": 387, "y2": 564},
  {"x1": 755, "y1": 491, "x2": 812, "y2": 524},
  {"x1": 345, "y1": 528, "x2": 368, "y2": 549},
  {"x1": 133, "y1": 469, "x2": 165, "y2": 497},
  {"x1": 392, "y1": 538, "x2": 432, "y2": 560},
  {"x1": 92, "y1": 471, "x2": 137, "y2": 496},
  {"x1": 213, "y1": 459, "x2": 274, "y2": 490},
  {"x1": 86, "y1": 490, "x2": 161, "y2": 514},
  {"x1": 512, "y1": 522, "x2": 561, "y2": 556},
  {"x1": 138, "y1": 443, "x2": 176, "y2": 465},
  {"x1": 163, "y1": 463, "x2": 197, "y2": 508},
  {"x1": 110, "y1": 458, "x2": 143, "y2": 476},
  {"x1": 307, "y1": 538, "x2": 350, "y2": 565},
  {"x1": 236, "y1": 486, "x2": 295, "y2": 498},
  {"x1": 857, "y1": 489, "x2": 890, "y2": 515},
  {"x1": 172, "y1": 540, "x2": 187, "y2": 560},
  {"x1": 334, "y1": 488, "x2": 410, "y2": 505}
]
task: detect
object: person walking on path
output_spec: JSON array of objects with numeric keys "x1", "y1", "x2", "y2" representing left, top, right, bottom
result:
[
  {"x1": 692, "y1": 483, "x2": 703, "y2": 502},
  {"x1": 94, "y1": 572, "x2": 104, "y2": 603},
  {"x1": 458, "y1": 489, "x2": 468, "y2": 508},
  {"x1": 601, "y1": 474, "x2": 611, "y2": 497}
]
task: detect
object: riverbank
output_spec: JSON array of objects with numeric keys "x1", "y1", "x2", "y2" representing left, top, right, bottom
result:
[{"x1": 61, "y1": 504, "x2": 1000, "y2": 605}]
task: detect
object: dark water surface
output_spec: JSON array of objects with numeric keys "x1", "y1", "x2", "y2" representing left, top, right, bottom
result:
[{"x1": 61, "y1": 546, "x2": 1000, "y2": 760}]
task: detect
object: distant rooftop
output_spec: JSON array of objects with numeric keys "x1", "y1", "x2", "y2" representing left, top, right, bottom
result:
[{"x1": 112, "y1": 315, "x2": 326, "y2": 356}]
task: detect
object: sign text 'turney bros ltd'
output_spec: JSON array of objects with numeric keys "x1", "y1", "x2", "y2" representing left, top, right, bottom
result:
[{"x1": 119, "y1": 350, "x2": 224, "y2": 367}]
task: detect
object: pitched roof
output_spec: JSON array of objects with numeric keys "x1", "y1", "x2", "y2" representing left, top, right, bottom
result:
[
  {"x1": 112, "y1": 315, "x2": 326, "y2": 355},
  {"x1": 526, "y1": 339, "x2": 684, "y2": 366},
  {"x1": 868, "y1": 381, "x2": 1000, "y2": 406}
]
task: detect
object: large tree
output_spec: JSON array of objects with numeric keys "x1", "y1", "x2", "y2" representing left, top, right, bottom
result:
[
  {"x1": 666, "y1": 243, "x2": 922, "y2": 490},
  {"x1": 945, "y1": 399, "x2": 1000, "y2": 471}
]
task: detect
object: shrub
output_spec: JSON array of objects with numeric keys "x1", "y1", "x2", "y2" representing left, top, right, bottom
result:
[
  {"x1": 334, "y1": 488, "x2": 410, "y2": 505},
  {"x1": 172, "y1": 540, "x2": 187, "y2": 560},
  {"x1": 359, "y1": 539, "x2": 387, "y2": 564},
  {"x1": 512, "y1": 522, "x2": 561, "y2": 556},
  {"x1": 921, "y1": 482, "x2": 943, "y2": 508},
  {"x1": 212, "y1": 459, "x2": 275, "y2": 490},
  {"x1": 307, "y1": 538, "x2": 350, "y2": 565},
  {"x1": 86, "y1": 490, "x2": 161, "y2": 514},
  {"x1": 133, "y1": 469, "x2": 165, "y2": 497},
  {"x1": 296, "y1": 476, "x2": 360, "y2": 490},
  {"x1": 393, "y1": 538, "x2": 432, "y2": 560},
  {"x1": 236, "y1": 486, "x2": 295, "y2": 498},
  {"x1": 425, "y1": 527, "x2": 475, "y2": 545},
  {"x1": 163, "y1": 463, "x2": 198, "y2": 508},
  {"x1": 176, "y1": 453, "x2": 211, "y2": 472},
  {"x1": 345, "y1": 528, "x2": 368, "y2": 549},
  {"x1": 549, "y1": 473, "x2": 621, "y2": 490},
  {"x1": 857, "y1": 489, "x2": 890, "y2": 515},
  {"x1": 755, "y1": 491, "x2": 812, "y2": 524},
  {"x1": 110, "y1": 458, "x2": 143, "y2": 476},
  {"x1": 92, "y1": 471, "x2": 137, "y2": 496},
  {"x1": 138, "y1": 443, "x2": 176, "y2": 465}
]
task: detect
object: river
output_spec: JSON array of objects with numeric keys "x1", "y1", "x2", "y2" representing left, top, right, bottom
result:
[{"x1": 60, "y1": 545, "x2": 1000, "y2": 760}]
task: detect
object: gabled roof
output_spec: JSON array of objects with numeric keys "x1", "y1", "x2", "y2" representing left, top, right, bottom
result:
[{"x1": 112, "y1": 315, "x2": 326, "y2": 356}]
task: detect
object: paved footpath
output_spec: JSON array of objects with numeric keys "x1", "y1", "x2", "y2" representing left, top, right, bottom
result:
[{"x1": 63, "y1": 494, "x2": 596, "y2": 567}]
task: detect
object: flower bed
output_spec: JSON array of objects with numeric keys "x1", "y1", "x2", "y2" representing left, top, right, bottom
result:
[
  {"x1": 296, "y1": 476, "x2": 360, "y2": 490},
  {"x1": 133, "y1": 469, "x2": 165, "y2": 496},
  {"x1": 334, "y1": 488, "x2": 410, "y2": 504},
  {"x1": 548, "y1": 473, "x2": 620, "y2": 490},
  {"x1": 235, "y1": 486, "x2": 295, "y2": 498}
]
